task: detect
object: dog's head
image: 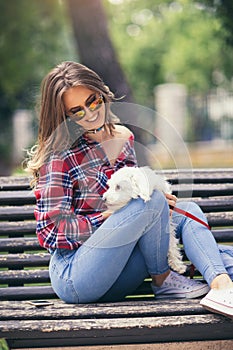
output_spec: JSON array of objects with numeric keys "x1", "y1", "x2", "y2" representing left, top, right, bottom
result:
[{"x1": 103, "y1": 167, "x2": 152, "y2": 211}]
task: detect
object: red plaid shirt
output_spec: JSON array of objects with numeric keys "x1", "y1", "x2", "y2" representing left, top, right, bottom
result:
[{"x1": 34, "y1": 133, "x2": 137, "y2": 250}]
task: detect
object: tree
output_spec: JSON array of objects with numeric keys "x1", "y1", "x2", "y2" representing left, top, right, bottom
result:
[
  {"x1": 67, "y1": 0, "x2": 133, "y2": 102},
  {"x1": 105, "y1": 0, "x2": 233, "y2": 108},
  {"x1": 0, "y1": 0, "x2": 76, "y2": 174},
  {"x1": 201, "y1": 0, "x2": 233, "y2": 45},
  {"x1": 67, "y1": 0, "x2": 149, "y2": 165}
]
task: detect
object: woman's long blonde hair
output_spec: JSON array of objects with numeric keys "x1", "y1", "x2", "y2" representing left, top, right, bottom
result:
[{"x1": 26, "y1": 61, "x2": 119, "y2": 185}]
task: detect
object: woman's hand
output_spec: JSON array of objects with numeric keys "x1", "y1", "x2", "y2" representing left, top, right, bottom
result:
[{"x1": 165, "y1": 193, "x2": 177, "y2": 216}]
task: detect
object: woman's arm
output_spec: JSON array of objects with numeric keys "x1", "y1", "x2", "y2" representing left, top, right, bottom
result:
[{"x1": 34, "y1": 156, "x2": 105, "y2": 250}]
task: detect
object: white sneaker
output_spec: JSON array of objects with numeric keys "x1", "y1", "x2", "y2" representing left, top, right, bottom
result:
[
  {"x1": 152, "y1": 270, "x2": 210, "y2": 299},
  {"x1": 200, "y1": 288, "x2": 233, "y2": 319}
]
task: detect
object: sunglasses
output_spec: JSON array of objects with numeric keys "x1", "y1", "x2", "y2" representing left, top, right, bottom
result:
[{"x1": 67, "y1": 93, "x2": 104, "y2": 121}]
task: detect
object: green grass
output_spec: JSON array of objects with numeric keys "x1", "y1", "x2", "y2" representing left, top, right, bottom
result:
[{"x1": 0, "y1": 339, "x2": 9, "y2": 350}]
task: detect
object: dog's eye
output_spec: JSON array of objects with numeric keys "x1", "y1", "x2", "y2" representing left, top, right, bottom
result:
[{"x1": 115, "y1": 185, "x2": 121, "y2": 191}]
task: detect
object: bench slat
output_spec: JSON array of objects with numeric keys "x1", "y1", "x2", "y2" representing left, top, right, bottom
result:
[
  {"x1": 0, "y1": 191, "x2": 35, "y2": 205},
  {"x1": 173, "y1": 185, "x2": 233, "y2": 198},
  {"x1": 206, "y1": 212, "x2": 233, "y2": 227},
  {"x1": 196, "y1": 198, "x2": 233, "y2": 212},
  {"x1": 1, "y1": 169, "x2": 233, "y2": 188},
  {"x1": 0, "y1": 285, "x2": 55, "y2": 300},
  {"x1": 0, "y1": 229, "x2": 232, "y2": 254},
  {"x1": 212, "y1": 229, "x2": 233, "y2": 242},
  {"x1": 1, "y1": 184, "x2": 233, "y2": 206},
  {"x1": 164, "y1": 168, "x2": 233, "y2": 182},
  {"x1": 0, "y1": 206, "x2": 232, "y2": 221},
  {"x1": 0, "y1": 282, "x2": 155, "y2": 301},
  {"x1": 0, "y1": 177, "x2": 31, "y2": 191},
  {"x1": 1, "y1": 314, "x2": 232, "y2": 348},
  {"x1": 0, "y1": 269, "x2": 50, "y2": 285},
  {"x1": 1, "y1": 195, "x2": 233, "y2": 213},
  {"x1": 0, "y1": 299, "x2": 211, "y2": 320},
  {"x1": 0, "y1": 206, "x2": 35, "y2": 221},
  {"x1": 0, "y1": 253, "x2": 50, "y2": 268},
  {"x1": 0, "y1": 221, "x2": 36, "y2": 236},
  {"x1": 0, "y1": 237, "x2": 40, "y2": 252}
]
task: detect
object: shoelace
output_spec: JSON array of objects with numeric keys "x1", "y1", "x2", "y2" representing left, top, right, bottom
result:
[{"x1": 165, "y1": 273, "x2": 200, "y2": 289}]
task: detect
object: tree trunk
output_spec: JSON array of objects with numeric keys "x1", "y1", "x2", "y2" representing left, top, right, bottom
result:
[
  {"x1": 67, "y1": 0, "x2": 133, "y2": 102},
  {"x1": 66, "y1": 0, "x2": 148, "y2": 165}
]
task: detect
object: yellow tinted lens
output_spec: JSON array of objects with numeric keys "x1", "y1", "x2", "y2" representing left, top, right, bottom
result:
[
  {"x1": 75, "y1": 109, "x2": 85, "y2": 119},
  {"x1": 89, "y1": 97, "x2": 103, "y2": 111}
]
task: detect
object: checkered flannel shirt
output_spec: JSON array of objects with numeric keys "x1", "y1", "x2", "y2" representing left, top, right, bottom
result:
[{"x1": 34, "y1": 133, "x2": 137, "y2": 250}]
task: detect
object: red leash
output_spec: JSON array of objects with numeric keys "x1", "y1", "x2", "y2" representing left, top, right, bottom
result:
[
  {"x1": 170, "y1": 205, "x2": 211, "y2": 278},
  {"x1": 170, "y1": 205, "x2": 211, "y2": 230}
]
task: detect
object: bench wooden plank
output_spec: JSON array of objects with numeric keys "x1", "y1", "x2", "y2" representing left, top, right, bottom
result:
[
  {"x1": 1, "y1": 195, "x2": 233, "y2": 214},
  {"x1": 0, "y1": 253, "x2": 50, "y2": 268},
  {"x1": 0, "y1": 237, "x2": 40, "y2": 252},
  {"x1": 0, "y1": 299, "x2": 212, "y2": 320},
  {"x1": 0, "y1": 177, "x2": 31, "y2": 191},
  {"x1": 0, "y1": 206, "x2": 35, "y2": 221},
  {"x1": 1, "y1": 314, "x2": 232, "y2": 348},
  {"x1": 1, "y1": 184, "x2": 233, "y2": 206},
  {"x1": 195, "y1": 198, "x2": 233, "y2": 212},
  {"x1": 0, "y1": 191, "x2": 35, "y2": 205},
  {"x1": 0, "y1": 171, "x2": 232, "y2": 348},
  {"x1": 211, "y1": 229, "x2": 233, "y2": 242},
  {"x1": 206, "y1": 212, "x2": 233, "y2": 227},
  {"x1": 1, "y1": 206, "x2": 233, "y2": 225},
  {"x1": 0, "y1": 269, "x2": 50, "y2": 285},
  {"x1": 0, "y1": 285, "x2": 56, "y2": 300},
  {"x1": 172, "y1": 184, "x2": 233, "y2": 198},
  {"x1": 1, "y1": 230, "x2": 231, "y2": 253},
  {"x1": 1, "y1": 169, "x2": 232, "y2": 187},
  {"x1": 164, "y1": 168, "x2": 233, "y2": 181},
  {"x1": 0, "y1": 221, "x2": 36, "y2": 236}
]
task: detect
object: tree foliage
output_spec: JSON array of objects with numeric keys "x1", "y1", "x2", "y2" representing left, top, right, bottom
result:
[
  {"x1": 1, "y1": 0, "x2": 233, "y2": 171},
  {"x1": 0, "y1": 0, "x2": 76, "y2": 112},
  {"x1": 104, "y1": 0, "x2": 233, "y2": 107},
  {"x1": 0, "y1": 0, "x2": 77, "y2": 170},
  {"x1": 201, "y1": 0, "x2": 233, "y2": 46}
]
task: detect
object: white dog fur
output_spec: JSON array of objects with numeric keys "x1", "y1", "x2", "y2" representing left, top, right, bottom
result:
[{"x1": 103, "y1": 166, "x2": 186, "y2": 274}]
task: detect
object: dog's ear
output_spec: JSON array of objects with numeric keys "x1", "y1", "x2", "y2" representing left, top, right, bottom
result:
[{"x1": 130, "y1": 169, "x2": 151, "y2": 202}]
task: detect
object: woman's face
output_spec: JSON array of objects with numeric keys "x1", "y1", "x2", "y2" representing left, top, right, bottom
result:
[{"x1": 63, "y1": 85, "x2": 105, "y2": 131}]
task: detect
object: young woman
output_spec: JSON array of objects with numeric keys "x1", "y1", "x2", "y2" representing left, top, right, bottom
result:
[{"x1": 26, "y1": 61, "x2": 233, "y2": 319}]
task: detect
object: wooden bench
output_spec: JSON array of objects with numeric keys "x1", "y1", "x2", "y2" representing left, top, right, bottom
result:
[{"x1": 0, "y1": 169, "x2": 233, "y2": 349}]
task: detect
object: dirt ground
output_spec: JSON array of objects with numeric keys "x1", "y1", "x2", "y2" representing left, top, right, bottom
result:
[{"x1": 16, "y1": 340, "x2": 233, "y2": 350}]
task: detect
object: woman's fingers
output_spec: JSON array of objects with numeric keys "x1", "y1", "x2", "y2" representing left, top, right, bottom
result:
[{"x1": 165, "y1": 193, "x2": 177, "y2": 216}]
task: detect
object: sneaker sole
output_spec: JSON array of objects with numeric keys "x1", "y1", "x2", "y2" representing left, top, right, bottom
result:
[
  {"x1": 156, "y1": 285, "x2": 210, "y2": 299},
  {"x1": 200, "y1": 298, "x2": 233, "y2": 320}
]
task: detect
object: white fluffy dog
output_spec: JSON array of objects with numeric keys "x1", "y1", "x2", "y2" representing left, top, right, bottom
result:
[{"x1": 103, "y1": 166, "x2": 186, "y2": 274}]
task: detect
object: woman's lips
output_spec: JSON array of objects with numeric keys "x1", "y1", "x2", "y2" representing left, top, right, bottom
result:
[{"x1": 86, "y1": 112, "x2": 99, "y2": 123}]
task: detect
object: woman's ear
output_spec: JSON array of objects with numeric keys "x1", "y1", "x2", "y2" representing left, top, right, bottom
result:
[{"x1": 130, "y1": 170, "x2": 151, "y2": 202}]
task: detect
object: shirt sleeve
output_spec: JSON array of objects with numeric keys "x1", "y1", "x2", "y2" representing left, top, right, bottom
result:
[{"x1": 34, "y1": 156, "x2": 103, "y2": 250}]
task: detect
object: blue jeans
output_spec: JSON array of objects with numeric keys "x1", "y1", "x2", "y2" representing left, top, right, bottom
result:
[
  {"x1": 49, "y1": 196, "x2": 233, "y2": 303},
  {"x1": 49, "y1": 190, "x2": 170, "y2": 303},
  {"x1": 172, "y1": 201, "x2": 233, "y2": 285}
]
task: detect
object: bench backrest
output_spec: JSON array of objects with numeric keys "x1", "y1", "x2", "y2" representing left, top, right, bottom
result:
[{"x1": 0, "y1": 169, "x2": 233, "y2": 300}]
